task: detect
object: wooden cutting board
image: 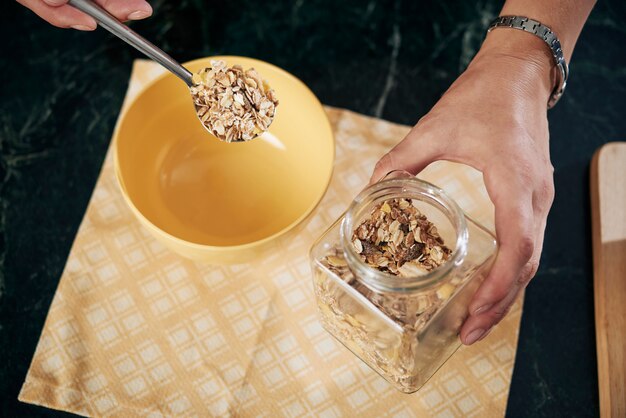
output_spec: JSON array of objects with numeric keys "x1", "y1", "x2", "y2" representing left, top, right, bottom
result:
[{"x1": 590, "y1": 142, "x2": 626, "y2": 418}]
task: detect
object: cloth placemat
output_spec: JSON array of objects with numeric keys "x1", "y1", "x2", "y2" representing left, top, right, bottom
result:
[{"x1": 19, "y1": 60, "x2": 522, "y2": 417}]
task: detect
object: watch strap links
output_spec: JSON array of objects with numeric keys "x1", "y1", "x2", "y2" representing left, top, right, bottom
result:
[{"x1": 488, "y1": 15, "x2": 569, "y2": 108}]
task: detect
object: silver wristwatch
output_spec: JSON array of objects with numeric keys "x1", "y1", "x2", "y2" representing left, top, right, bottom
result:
[{"x1": 488, "y1": 16, "x2": 569, "y2": 108}]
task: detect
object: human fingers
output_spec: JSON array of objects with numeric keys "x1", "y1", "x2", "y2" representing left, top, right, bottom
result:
[
  {"x1": 369, "y1": 125, "x2": 442, "y2": 184},
  {"x1": 18, "y1": 0, "x2": 97, "y2": 30},
  {"x1": 18, "y1": 0, "x2": 153, "y2": 30},
  {"x1": 459, "y1": 207, "x2": 548, "y2": 344},
  {"x1": 93, "y1": 0, "x2": 153, "y2": 21},
  {"x1": 460, "y1": 167, "x2": 537, "y2": 344},
  {"x1": 43, "y1": 0, "x2": 153, "y2": 21}
]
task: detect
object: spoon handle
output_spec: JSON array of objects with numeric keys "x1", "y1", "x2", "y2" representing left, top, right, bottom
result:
[{"x1": 68, "y1": 0, "x2": 193, "y2": 86}]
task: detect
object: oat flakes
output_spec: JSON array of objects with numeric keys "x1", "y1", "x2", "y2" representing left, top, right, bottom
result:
[{"x1": 190, "y1": 60, "x2": 279, "y2": 142}]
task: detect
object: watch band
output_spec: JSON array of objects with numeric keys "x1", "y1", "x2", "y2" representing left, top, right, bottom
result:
[{"x1": 488, "y1": 15, "x2": 568, "y2": 108}]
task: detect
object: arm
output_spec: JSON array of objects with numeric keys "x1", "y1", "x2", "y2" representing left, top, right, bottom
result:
[
  {"x1": 372, "y1": 0, "x2": 596, "y2": 345},
  {"x1": 17, "y1": 0, "x2": 152, "y2": 31}
]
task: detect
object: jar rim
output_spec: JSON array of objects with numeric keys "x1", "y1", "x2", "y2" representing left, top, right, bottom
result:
[{"x1": 340, "y1": 176, "x2": 469, "y2": 293}]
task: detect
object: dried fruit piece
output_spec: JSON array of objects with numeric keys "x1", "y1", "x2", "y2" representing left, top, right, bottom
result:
[
  {"x1": 436, "y1": 283, "x2": 455, "y2": 300},
  {"x1": 327, "y1": 256, "x2": 347, "y2": 268},
  {"x1": 398, "y1": 261, "x2": 429, "y2": 277}
]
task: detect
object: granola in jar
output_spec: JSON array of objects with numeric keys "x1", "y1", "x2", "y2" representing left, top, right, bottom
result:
[{"x1": 310, "y1": 175, "x2": 497, "y2": 392}]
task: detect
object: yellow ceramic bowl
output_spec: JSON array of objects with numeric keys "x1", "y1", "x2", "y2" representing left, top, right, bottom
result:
[{"x1": 114, "y1": 56, "x2": 334, "y2": 263}]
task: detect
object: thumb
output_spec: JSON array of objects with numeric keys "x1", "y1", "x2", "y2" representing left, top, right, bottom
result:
[{"x1": 370, "y1": 128, "x2": 441, "y2": 184}]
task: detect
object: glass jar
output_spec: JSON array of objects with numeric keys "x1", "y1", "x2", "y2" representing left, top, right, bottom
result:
[{"x1": 309, "y1": 172, "x2": 497, "y2": 393}]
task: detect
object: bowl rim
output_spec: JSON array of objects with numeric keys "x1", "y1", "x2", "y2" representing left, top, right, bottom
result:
[{"x1": 113, "y1": 55, "x2": 335, "y2": 252}]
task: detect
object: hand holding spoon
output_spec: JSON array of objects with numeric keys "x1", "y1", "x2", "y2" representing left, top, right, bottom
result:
[
  {"x1": 67, "y1": 0, "x2": 278, "y2": 142},
  {"x1": 68, "y1": 0, "x2": 193, "y2": 85}
]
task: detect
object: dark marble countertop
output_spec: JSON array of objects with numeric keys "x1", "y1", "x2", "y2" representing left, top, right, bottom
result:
[{"x1": 1, "y1": 1, "x2": 625, "y2": 416}]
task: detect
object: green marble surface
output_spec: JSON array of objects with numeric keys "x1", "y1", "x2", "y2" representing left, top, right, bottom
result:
[{"x1": 1, "y1": 0, "x2": 625, "y2": 416}]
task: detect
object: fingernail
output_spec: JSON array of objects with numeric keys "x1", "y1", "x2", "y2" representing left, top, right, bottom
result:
[
  {"x1": 71, "y1": 24, "x2": 96, "y2": 31},
  {"x1": 128, "y1": 8, "x2": 152, "y2": 20},
  {"x1": 44, "y1": 0, "x2": 67, "y2": 5},
  {"x1": 465, "y1": 328, "x2": 485, "y2": 345},
  {"x1": 478, "y1": 327, "x2": 493, "y2": 342},
  {"x1": 473, "y1": 304, "x2": 492, "y2": 315}
]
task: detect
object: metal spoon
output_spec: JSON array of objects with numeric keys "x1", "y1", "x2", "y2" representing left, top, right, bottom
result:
[{"x1": 67, "y1": 0, "x2": 215, "y2": 133}]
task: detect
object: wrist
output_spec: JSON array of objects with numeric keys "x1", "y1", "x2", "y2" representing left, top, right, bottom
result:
[{"x1": 475, "y1": 28, "x2": 556, "y2": 103}]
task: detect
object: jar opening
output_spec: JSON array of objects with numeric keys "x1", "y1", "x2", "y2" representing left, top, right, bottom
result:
[{"x1": 340, "y1": 177, "x2": 468, "y2": 293}]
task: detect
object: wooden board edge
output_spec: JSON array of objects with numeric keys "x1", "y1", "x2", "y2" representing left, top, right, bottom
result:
[{"x1": 590, "y1": 143, "x2": 612, "y2": 418}]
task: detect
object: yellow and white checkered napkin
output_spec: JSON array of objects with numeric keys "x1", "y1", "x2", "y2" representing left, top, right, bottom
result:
[{"x1": 19, "y1": 60, "x2": 522, "y2": 417}]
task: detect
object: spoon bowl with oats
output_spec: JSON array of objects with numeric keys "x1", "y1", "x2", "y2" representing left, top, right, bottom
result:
[
  {"x1": 190, "y1": 61, "x2": 279, "y2": 143},
  {"x1": 68, "y1": 0, "x2": 278, "y2": 142}
]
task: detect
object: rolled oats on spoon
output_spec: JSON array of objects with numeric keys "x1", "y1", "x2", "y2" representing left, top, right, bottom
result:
[{"x1": 190, "y1": 60, "x2": 279, "y2": 142}]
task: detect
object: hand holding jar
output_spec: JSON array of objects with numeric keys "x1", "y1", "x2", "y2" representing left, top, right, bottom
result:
[
  {"x1": 369, "y1": 2, "x2": 599, "y2": 344},
  {"x1": 371, "y1": 31, "x2": 555, "y2": 346}
]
